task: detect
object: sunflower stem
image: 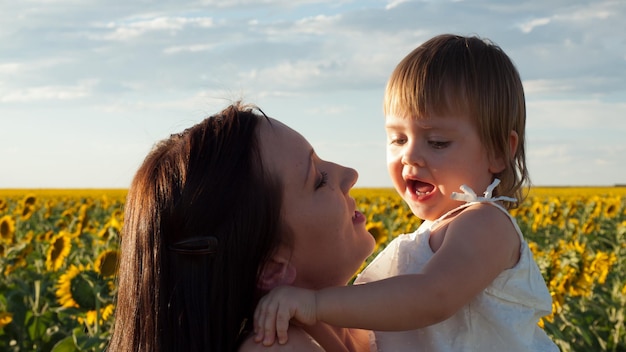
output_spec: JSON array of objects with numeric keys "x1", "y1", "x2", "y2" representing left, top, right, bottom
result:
[
  {"x1": 34, "y1": 280, "x2": 41, "y2": 312},
  {"x1": 95, "y1": 287, "x2": 101, "y2": 335}
]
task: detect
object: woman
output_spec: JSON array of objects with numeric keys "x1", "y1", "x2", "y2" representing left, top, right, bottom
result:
[{"x1": 108, "y1": 102, "x2": 375, "y2": 351}]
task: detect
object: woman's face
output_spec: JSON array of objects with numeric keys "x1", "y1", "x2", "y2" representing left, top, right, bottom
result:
[{"x1": 259, "y1": 118, "x2": 375, "y2": 289}]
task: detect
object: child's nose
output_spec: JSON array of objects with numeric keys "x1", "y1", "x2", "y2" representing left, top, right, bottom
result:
[{"x1": 401, "y1": 143, "x2": 425, "y2": 167}]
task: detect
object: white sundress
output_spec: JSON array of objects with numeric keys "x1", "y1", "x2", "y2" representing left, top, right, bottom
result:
[{"x1": 354, "y1": 180, "x2": 559, "y2": 352}]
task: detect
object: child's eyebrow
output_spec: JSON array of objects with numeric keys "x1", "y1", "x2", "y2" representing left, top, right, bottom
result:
[
  {"x1": 384, "y1": 117, "x2": 410, "y2": 129},
  {"x1": 385, "y1": 119, "x2": 438, "y2": 131}
]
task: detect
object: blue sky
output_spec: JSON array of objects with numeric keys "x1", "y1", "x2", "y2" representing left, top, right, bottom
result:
[{"x1": 1, "y1": 0, "x2": 625, "y2": 188}]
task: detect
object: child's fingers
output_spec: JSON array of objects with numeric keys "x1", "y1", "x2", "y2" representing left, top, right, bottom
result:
[
  {"x1": 253, "y1": 298, "x2": 265, "y2": 342},
  {"x1": 260, "y1": 300, "x2": 279, "y2": 346},
  {"x1": 253, "y1": 295, "x2": 276, "y2": 344},
  {"x1": 275, "y1": 306, "x2": 292, "y2": 344},
  {"x1": 254, "y1": 286, "x2": 307, "y2": 345}
]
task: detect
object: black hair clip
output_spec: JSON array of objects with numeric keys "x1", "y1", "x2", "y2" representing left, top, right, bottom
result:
[{"x1": 168, "y1": 236, "x2": 218, "y2": 255}]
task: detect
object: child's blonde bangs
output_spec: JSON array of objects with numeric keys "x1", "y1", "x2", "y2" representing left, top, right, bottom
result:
[
  {"x1": 383, "y1": 54, "x2": 469, "y2": 120},
  {"x1": 383, "y1": 76, "x2": 421, "y2": 120}
]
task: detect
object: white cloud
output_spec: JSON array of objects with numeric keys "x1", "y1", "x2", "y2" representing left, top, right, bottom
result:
[
  {"x1": 0, "y1": 58, "x2": 75, "y2": 75},
  {"x1": 527, "y1": 98, "x2": 626, "y2": 130},
  {"x1": 0, "y1": 62, "x2": 23, "y2": 74},
  {"x1": 93, "y1": 15, "x2": 214, "y2": 41},
  {"x1": 163, "y1": 43, "x2": 215, "y2": 54},
  {"x1": 294, "y1": 14, "x2": 341, "y2": 35},
  {"x1": 238, "y1": 60, "x2": 328, "y2": 88},
  {"x1": 523, "y1": 79, "x2": 574, "y2": 94},
  {"x1": 0, "y1": 79, "x2": 98, "y2": 102},
  {"x1": 196, "y1": 0, "x2": 344, "y2": 7},
  {"x1": 518, "y1": 17, "x2": 551, "y2": 33},
  {"x1": 528, "y1": 141, "x2": 626, "y2": 186},
  {"x1": 517, "y1": 1, "x2": 621, "y2": 34},
  {"x1": 385, "y1": 0, "x2": 410, "y2": 10},
  {"x1": 1, "y1": 0, "x2": 625, "y2": 187},
  {"x1": 257, "y1": 14, "x2": 342, "y2": 38},
  {"x1": 554, "y1": 7, "x2": 612, "y2": 22}
]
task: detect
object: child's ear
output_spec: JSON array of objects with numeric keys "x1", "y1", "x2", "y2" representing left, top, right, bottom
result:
[
  {"x1": 257, "y1": 250, "x2": 297, "y2": 291},
  {"x1": 489, "y1": 130, "x2": 518, "y2": 174}
]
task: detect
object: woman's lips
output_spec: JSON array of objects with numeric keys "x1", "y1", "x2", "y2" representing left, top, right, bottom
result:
[{"x1": 352, "y1": 210, "x2": 366, "y2": 224}]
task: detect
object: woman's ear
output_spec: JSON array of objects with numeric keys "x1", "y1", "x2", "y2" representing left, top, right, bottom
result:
[
  {"x1": 489, "y1": 130, "x2": 518, "y2": 174},
  {"x1": 258, "y1": 251, "x2": 297, "y2": 291}
]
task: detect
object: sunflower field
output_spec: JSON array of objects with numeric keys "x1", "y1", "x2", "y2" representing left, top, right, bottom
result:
[
  {"x1": 1, "y1": 187, "x2": 626, "y2": 351},
  {"x1": 0, "y1": 190, "x2": 125, "y2": 351}
]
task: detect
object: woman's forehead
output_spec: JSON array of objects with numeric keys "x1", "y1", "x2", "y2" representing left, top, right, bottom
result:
[{"x1": 259, "y1": 118, "x2": 312, "y2": 178}]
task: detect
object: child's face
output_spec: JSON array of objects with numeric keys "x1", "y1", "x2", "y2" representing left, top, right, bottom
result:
[{"x1": 385, "y1": 112, "x2": 504, "y2": 221}]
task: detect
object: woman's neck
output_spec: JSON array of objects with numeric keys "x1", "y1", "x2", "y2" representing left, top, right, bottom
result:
[{"x1": 302, "y1": 323, "x2": 370, "y2": 352}]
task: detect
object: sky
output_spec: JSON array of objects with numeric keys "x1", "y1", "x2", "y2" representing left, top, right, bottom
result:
[{"x1": 1, "y1": 0, "x2": 625, "y2": 189}]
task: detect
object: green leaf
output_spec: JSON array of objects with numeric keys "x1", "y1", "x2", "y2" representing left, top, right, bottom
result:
[
  {"x1": 51, "y1": 335, "x2": 79, "y2": 352},
  {"x1": 73, "y1": 327, "x2": 106, "y2": 351}
]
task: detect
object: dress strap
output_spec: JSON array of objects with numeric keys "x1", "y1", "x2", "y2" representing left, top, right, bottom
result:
[{"x1": 429, "y1": 179, "x2": 516, "y2": 230}]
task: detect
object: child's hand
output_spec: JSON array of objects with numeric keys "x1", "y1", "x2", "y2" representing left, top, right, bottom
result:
[{"x1": 254, "y1": 285, "x2": 318, "y2": 346}]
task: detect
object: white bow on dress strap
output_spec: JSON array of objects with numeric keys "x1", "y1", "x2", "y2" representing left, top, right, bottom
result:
[{"x1": 450, "y1": 178, "x2": 517, "y2": 203}]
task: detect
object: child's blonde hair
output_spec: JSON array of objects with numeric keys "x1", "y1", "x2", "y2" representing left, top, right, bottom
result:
[{"x1": 383, "y1": 34, "x2": 529, "y2": 207}]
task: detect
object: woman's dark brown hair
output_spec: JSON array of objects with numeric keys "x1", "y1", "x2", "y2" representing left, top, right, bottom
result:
[{"x1": 108, "y1": 103, "x2": 283, "y2": 351}]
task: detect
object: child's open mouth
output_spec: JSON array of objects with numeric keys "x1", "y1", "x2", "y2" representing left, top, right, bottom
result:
[{"x1": 409, "y1": 179, "x2": 435, "y2": 196}]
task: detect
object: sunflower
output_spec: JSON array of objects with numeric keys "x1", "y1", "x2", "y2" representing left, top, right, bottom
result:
[
  {"x1": 22, "y1": 230, "x2": 34, "y2": 243},
  {"x1": 74, "y1": 204, "x2": 90, "y2": 236},
  {"x1": 0, "y1": 199, "x2": 7, "y2": 212},
  {"x1": 602, "y1": 196, "x2": 622, "y2": 219},
  {"x1": 56, "y1": 264, "x2": 97, "y2": 311},
  {"x1": 57, "y1": 264, "x2": 115, "y2": 328},
  {"x1": 79, "y1": 304, "x2": 115, "y2": 326},
  {"x1": 581, "y1": 220, "x2": 597, "y2": 236},
  {"x1": 20, "y1": 205, "x2": 34, "y2": 221},
  {"x1": 43, "y1": 201, "x2": 53, "y2": 219},
  {"x1": 0, "y1": 312, "x2": 13, "y2": 329},
  {"x1": 46, "y1": 232, "x2": 72, "y2": 272},
  {"x1": 95, "y1": 250, "x2": 119, "y2": 277},
  {"x1": 0, "y1": 215, "x2": 15, "y2": 243},
  {"x1": 366, "y1": 221, "x2": 388, "y2": 246},
  {"x1": 55, "y1": 218, "x2": 68, "y2": 231},
  {"x1": 97, "y1": 219, "x2": 121, "y2": 241},
  {"x1": 22, "y1": 194, "x2": 36, "y2": 207},
  {"x1": 111, "y1": 208, "x2": 124, "y2": 222},
  {"x1": 4, "y1": 257, "x2": 27, "y2": 277},
  {"x1": 36, "y1": 230, "x2": 54, "y2": 242},
  {"x1": 531, "y1": 199, "x2": 544, "y2": 217}
]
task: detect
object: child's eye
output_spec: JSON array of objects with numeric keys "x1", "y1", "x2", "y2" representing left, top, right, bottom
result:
[
  {"x1": 428, "y1": 140, "x2": 450, "y2": 149},
  {"x1": 316, "y1": 171, "x2": 328, "y2": 189},
  {"x1": 389, "y1": 137, "x2": 407, "y2": 145}
]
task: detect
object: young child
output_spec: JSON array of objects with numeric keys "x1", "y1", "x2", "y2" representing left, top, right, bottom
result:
[{"x1": 253, "y1": 34, "x2": 558, "y2": 352}]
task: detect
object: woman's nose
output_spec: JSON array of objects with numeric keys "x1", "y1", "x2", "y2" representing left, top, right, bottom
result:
[{"x1": 340, "y1": 165, "x2": 358, "y2": 193}]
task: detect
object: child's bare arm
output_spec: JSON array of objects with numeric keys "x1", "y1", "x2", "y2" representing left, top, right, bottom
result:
[
  {"x1": 254, "y1": 205, "x2": 520, "y2": 345},
  {"x1": 254, "y1": 274, "x2": 452, "y2": 346}
]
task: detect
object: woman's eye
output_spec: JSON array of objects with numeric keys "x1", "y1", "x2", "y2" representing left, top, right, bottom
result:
[
  {"x1": 429, "y1": 140, "x2": 450, "y2": 149},
  {"x1": 316, "y1": 171, "x2": 328, "y2": 189}
]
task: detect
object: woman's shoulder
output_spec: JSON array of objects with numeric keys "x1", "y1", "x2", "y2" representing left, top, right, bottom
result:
[{"x1": 238, "y1": 326, "x2": 325, "y2": 352}]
